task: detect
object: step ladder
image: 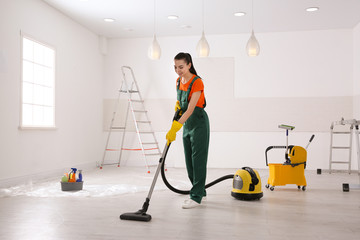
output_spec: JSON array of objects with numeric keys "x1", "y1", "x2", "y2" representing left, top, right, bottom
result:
[
  {"x1": 100, "y1": 66, "x2": 162, "y2": 173},
  {"x1": 329, "y1": 118, "x2": 360, "y2": 174}
]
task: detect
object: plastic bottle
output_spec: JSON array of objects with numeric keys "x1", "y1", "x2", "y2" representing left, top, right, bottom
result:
[
  {"x1": 61, "y1": 174, "x2": 68, "y2": 182},
  {"x1": 69, "y1": 168, "x2": 77, "y2": 182},
  {"x1": 76, "y1": 170, "x2": 83, "y2": 182}
]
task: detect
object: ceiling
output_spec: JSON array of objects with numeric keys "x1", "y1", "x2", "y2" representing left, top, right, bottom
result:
[{"x1": 42, "y1": 0, "x2": 360, "y2": 39}]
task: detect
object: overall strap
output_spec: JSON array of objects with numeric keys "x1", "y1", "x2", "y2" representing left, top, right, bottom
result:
[
  {"x1": 187, "y1": 76, "x2": 206, "y2": 108},
  {"x1": 176, "y1": 77, "x2": 181, "y2": 90},
  {"x1": 186, "y1": 76, "x2": 199, "y2": 96}
]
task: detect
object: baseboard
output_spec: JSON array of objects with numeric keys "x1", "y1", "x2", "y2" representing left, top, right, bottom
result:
[
  {"x1": 316, "y1": 168, "x2": 360, "y2": 174},
  {"x1": 0, "y1": 162, "x2": 96, "y2": 188}
]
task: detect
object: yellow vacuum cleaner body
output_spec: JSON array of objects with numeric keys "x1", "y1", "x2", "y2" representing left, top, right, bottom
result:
[{"x1": 231, "y1": 167, "x2": 263, "y2": 200}]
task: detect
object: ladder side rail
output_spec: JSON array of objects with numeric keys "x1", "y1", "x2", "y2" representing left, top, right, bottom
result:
[
  {"x1": 101, "y1": 88, "x2": 123, "y2": 168},
  {"x1": 355, "y1": 123, "x2": 360, "y2": 176},
  {"x1": 348, "y1": 125, "x2": 354, "y2": 174},
  {"x1": 117, "y1": 98, "x2": 131, "y2": 167},
  {"x1": 329, "y1": 123, "x2": 334, "y2": 173},
  {"x1": 127, "y1": 67, "x2": 145, "y2": 103},
  {"x1": 127, "y1": 67, "x2": 162, "y2": 155},
  {"x1": 122, "y1": 67, "x2": 150, "y2": 171}
]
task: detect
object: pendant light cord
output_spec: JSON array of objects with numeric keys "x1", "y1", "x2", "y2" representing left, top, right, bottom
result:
[
  {"x1": 154, "y1": 0, "x2": 156, "y2": 35},
  {"x1": 251, "y1": 0, "x2": 254, "y2": 31},
  {"x1": 202, "y1": 0, "x2": 204, "y2": 32}
]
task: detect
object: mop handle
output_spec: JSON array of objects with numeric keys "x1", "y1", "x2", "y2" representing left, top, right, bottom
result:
[{"x1": 305, "y1": 134, "x2": 315, "y2": 150}]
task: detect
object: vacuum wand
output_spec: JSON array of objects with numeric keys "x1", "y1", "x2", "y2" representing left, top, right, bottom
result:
[{"x1": 119, "y1": 110, "x2": 181, "y2": 222}]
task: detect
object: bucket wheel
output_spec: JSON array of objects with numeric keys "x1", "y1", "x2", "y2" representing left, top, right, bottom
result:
[{"x1": 298, "y1": 186, "x2": 306, "y2": 191}]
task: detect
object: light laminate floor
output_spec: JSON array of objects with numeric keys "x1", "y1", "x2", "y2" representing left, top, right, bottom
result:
[{"x1": 0, "y1": 167, "x2": 359, "y2": 240}]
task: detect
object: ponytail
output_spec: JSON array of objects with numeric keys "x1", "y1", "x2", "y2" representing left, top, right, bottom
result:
[{"x1": 174, "y1": 52, "x2": 198, "y2": 76}]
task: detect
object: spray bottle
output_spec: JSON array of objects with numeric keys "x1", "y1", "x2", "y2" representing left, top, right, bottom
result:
[
  {"x1": 76, "y1": 170, "x2": 83, "y2": 182},
  {"x1": 69, "y1": 168, "x2": 77, "y2": 182}
]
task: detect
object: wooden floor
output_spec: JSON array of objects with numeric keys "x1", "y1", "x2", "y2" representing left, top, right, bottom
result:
[{"x1": 0, "y1": 167, "x2": 359, "y2": 240}]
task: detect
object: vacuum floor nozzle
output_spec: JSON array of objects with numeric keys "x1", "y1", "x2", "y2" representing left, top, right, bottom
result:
[{"x1": 120, "y1": 210, "x2": 152, "y2": 222}]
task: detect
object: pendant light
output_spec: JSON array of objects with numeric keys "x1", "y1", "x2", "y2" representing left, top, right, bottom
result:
[
  {"x1": 196, "y1": 0, "x2": 210, "y2": 57},
  {"x1": 148, "y1": 0, "x2": 161, "y2": 60},
  {"x1": 246, "y1": 0, "x2": 260, "y2": 57}
]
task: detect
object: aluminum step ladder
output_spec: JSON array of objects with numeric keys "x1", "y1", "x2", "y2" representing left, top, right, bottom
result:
[
  {"x1": 100, "y1": 66, "x2": 161, "y2": 173},
  {"x1": 329, "y1": 118, "x2": 360, "y2": 175}
]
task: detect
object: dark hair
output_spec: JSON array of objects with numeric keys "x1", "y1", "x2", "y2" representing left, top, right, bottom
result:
[{"x1": 174, "y1": 52, "x2": 198, "y2": 76}]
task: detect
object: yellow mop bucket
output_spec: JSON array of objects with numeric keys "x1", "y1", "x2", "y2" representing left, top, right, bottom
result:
[{"x1": 265, "y1": 125, "x2": 314, "y2": 191}]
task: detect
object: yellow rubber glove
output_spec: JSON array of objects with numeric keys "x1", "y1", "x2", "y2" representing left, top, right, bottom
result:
[
  {"x1": 166, "y1": 120, "x2": 183, "y2": 145},
  {"x1": 175, "y1": 100, "x2": 181, "y2": 112}
]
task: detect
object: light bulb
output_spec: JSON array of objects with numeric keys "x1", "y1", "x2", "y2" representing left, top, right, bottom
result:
[
  {"x1": 246, "y1": 30, "x2": 260, "y2": 57},
  {"x1": 148, "y1": 35, "x2": 161, "y2": 60},
  {"x1": 196, "y1": 32, "x2": 210, "y2": 57}
]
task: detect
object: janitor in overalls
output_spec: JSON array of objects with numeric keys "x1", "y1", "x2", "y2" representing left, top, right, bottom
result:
[{"x1": 166, "y1": 52, "x2": 210, "y2": 209}]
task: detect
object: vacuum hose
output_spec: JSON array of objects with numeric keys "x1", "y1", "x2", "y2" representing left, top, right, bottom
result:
[{"x1": 160, "y1": 163, "x2": 234, "y2": 195}]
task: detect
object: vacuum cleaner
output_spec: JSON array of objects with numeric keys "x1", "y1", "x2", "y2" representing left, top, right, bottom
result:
[
  {"x1": 120, "y1": 110, "x2": 263, "y2": 222},
  {"x1": 231, "y1": 167, "x2": 263, "y2": 200}
]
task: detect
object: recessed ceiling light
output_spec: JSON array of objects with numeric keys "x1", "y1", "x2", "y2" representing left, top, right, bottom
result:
[
  {"x1": 306, "y1": 7, "x2": 319, "y2": 12},
  {"x1": 168, "y1": 15, "x2": 179, "y2": 20},
  {"x1": 103, "y1": 18, "x2": 115, "y2": 22},
  {"x1": 180, "y1": 25, "x2": 192, "y2": 29},
  {"x1": 234, "y1": 12, "x2": 246, "y2": 17}
]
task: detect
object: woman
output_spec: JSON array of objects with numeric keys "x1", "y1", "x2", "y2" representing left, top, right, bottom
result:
[{"x1": 166, "y1": 52, "x2": 210, "y2": 209}]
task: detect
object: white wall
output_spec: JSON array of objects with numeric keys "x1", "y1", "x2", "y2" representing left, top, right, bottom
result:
[
  {"x1": 354, "y1": 22, "x2": 360, "y2": 119},
  {"x1": 103, "y1": 29, "x2": 356, "y2": 171},
  {"x1": 0, "y1": 0, "x2": 104, "y2": 185}
]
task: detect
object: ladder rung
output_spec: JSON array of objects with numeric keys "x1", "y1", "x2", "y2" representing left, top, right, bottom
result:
[
  {"x1": 138, "y1": 131, "x2": 154, "y2": 134},
  {"x1": 106, "y1": 149, "x2": 120, "y2": 151},
  {"x1": 120, "y1": 90, "x2": 139, "y2": 93},
  {"x1": 332, "y1": 146, "x2": 351, "y2": 149},
  {"x1": 130, "y1": 100, "x2": 144, "y2": 103},
  {"x1": 111, "y1": 127, "x2": 125, "y2": 130},
  {"x1": 142, "y1": 142, "x2": 158, "y2": 145},
  {"x1": 330, "y1": 161, "x2": 350, "y2": 164},
  {"x1": 122, "y1": 148, "x2": 159, "y2": 151},
  {"x1": 136, "y1": 121, "x2": 151, "y2": 124},
  {"x1": 133, "y1": 110, "x2": 147, "y2": 113},
  {"x1": 145, "y1": 153, "x2": 161, "y2": 156},
  {"x1": 101, "y1": 163, "x2": 119, "y2": 166},
  {"x1": 333, "y1": 131, "x2": 351, "y2": 134}
]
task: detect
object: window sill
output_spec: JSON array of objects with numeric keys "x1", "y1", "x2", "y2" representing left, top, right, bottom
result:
[{"x1": 18, "y1": 126, "x2": 58, "y2": 130}]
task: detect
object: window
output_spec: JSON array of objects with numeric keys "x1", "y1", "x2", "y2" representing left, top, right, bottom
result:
[{"x1": 21, "y1": 35, "x2": 55, "y2": 128}]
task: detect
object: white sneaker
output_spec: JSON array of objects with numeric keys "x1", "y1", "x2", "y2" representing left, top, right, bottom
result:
[
  {"x1": 184, "y1": 197, "x2": 206, "y2": 204},
  {"x1": 182, "y1": 199, "x2": 200, "y2": 209}
]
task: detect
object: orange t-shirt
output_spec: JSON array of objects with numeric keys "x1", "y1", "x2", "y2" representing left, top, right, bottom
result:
[{"x1": 177, "y1": 75, "x2": 206, "y2": 108}]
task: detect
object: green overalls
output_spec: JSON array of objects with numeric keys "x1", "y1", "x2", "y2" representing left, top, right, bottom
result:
[{"x1": 177, "y1": 76, "x2": 210, "y2": 204}]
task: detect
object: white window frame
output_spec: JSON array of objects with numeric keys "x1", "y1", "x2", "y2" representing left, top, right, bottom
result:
[{"x1": 20, "y1": 33, "x2": 56, "y2": 130}]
